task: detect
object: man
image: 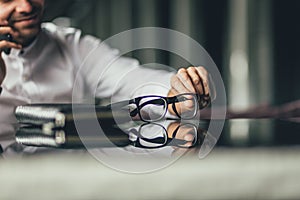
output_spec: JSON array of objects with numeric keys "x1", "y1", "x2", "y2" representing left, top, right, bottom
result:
[{"x1": 0, "y1": 0, "x2": 211, "y2": 120}]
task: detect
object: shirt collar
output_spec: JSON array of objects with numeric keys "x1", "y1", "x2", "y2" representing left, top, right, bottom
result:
[
  {"x1": 18, "y1": 32, "x2": 41, "y2": 58},
  {"x1": 7, "y1": 33, "x2": 40, "y2": 57}
]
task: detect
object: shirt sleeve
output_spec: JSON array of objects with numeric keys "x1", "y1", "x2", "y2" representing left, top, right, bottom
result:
[
  {"x1": 73, "y1": 34, "x2": 175, "y2": 102},
  {"x1": 0, "y1": 87, "x2": 29, "y2": 123}
]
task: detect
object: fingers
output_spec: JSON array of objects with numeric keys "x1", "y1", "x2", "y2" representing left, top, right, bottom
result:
[
  {"x1": 177, "y1": 68, "x2": 196, "y2": 93},
  {"x1": 195, "y1": 66, "x2": 210, "y2": 95},
  {"x1": 0, "y1": 26, "x2": 22, "y2": 53},
  {"x1": 169, "y1": 66, "x2": 213, "y2": 115},
  {"x1": 171, "y1": 66, "x2": 210, "y2": 96},
  {"x1": 170, "y1": 73, "x2": 192, "y2": 94},
  {"x1": 0, "y1": 40, "x2": 22, "y2": 52},
  {"x1": 0, "y1": 26, "x2": 18, "y2": 85},
  {"x1": 0, "y1": 26, "x2": 19, "y2": 38},
  {"x1": 187, "y1": 66, "x2": 204, "y2": 95}
]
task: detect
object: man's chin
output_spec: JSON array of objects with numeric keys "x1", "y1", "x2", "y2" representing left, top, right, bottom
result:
[{"x1": 14, "y1": 26, "x2": 40, "y2": 47}]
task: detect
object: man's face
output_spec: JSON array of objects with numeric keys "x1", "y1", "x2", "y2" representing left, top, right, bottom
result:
[{"x1": 0, "y1": 0, "x2": 45, "y2": 46}]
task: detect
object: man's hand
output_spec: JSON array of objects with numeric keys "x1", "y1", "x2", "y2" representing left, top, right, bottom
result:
[
  {"x1": 0, "y1": 57, "x2": 6, "y2": 85},
  {"x1": 170, "y1": 66, "x2": 210, "y2": 96},
  {"x1": 0, "y1": 25, "x2": 22, "y2": 85},
  {"x1": 168, "y1": 66, "x2": 213, "y2": 116}
]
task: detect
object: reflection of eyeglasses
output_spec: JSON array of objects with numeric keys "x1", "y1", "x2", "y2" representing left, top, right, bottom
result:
[
  {"x1": 108, "y1": 93, "x2": 211, "y2": 122},
  {"x1": 128, "y1": 122, "x2": 200, "y2": 149}
]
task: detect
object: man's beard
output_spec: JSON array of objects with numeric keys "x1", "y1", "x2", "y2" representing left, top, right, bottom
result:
[{"x1": 9, "y1": 6, "x2": 44, "y2": 46}]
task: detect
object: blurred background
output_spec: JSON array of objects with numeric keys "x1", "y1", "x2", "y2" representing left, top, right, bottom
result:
[
  {"x1": 42, "y1": 0, "x2": 300, "y2": 147},
  {"x1": 1, "y1": 1, "x2": 299, "y2": 199}
]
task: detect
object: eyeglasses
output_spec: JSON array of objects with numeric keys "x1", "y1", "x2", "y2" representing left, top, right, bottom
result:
[
  {"x1": 108, "y1": 93, "x2": 211, "y2": 122},
  {"x1": 127, "y1": 122, "x2": 200, "y2": 149}
]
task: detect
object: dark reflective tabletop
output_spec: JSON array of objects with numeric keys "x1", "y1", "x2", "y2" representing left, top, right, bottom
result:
[
  {"x1": 1, "y1": 116, "x2": 300, "y2": 199},
  {"x1": 1, "y1": 117, "x2": 300, "y2": 158},
  {"x1": 0, "y1": 119, "x2": 214, "y2": 158}
]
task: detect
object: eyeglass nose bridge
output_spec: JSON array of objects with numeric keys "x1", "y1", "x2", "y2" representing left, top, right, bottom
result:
[{"x1": 128, "y1": 104, "x2": 139, "y2": 117}]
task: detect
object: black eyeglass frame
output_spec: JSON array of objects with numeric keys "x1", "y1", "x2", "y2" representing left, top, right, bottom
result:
[
  {"x1": 128, "y1": 122, "x2": 199, "y2": 149},
  {"x1": 108, "y1": 93, "x2": 211, "y2": 122}
]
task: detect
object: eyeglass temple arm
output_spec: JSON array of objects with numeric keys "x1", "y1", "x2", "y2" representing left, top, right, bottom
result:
[
  {"x1": 106, "y1": 99, "x2": 140, "y2": 117},
  {"x1": 106, "y1": 100, "x2": 132, "y2": 108},
  {"x1": 168, "y1": 94, "x2": 212, "y2": 111}
]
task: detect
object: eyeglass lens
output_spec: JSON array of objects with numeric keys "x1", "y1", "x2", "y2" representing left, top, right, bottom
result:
[
  {"x1": 138, "y1": 124, "x2": 167, "y2": 148},
  {"x1": 172, "y1": 124, "x2": 198, "y2": 147},
  {"x1": 136, "y1": 123, "x2": 198, "y2": 148},
  {"x1": 137, "y1": 97, "x2": 167, "y2": 122},
  {"x1": 173, "y1": 94, "x2": 198, "y2": 119}
]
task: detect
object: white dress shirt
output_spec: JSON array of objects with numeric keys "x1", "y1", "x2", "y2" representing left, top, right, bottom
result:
[{"x1": 0, "y1": 23, "x2": 174, "y2": 123}]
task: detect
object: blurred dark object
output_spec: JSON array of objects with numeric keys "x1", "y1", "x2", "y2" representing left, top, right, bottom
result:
[
  {"x1": 44, "y1": 0, "x2": 91, "y2": 21},
  {"x1": 16, "y1": 123, "x2": 130, "y2": 149},
  {"x1": 0, "y1": 34, "x2": 13, "y2": 55},
  {"x1": 199, "y1": 99, "x2": 300, "y2": 122}
]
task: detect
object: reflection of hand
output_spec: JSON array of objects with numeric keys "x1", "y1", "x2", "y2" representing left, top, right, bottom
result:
[
  {"x1": 167, "y1": 122, "x2": 211, "y2": 157},
  {"x1": 167, "y1": 122, "x2": 199, "y2": 157},
  {"x1": 166, "y1": 122, "x2": 195, "y2": 148},
  {"x1": 168, "y1": 66, "x2": 211, "y2": 116}
]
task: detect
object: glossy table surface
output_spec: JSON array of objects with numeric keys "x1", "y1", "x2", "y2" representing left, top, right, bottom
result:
[{"x1": 1, "y1": 118, "x2": 300, "y2": 199}]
